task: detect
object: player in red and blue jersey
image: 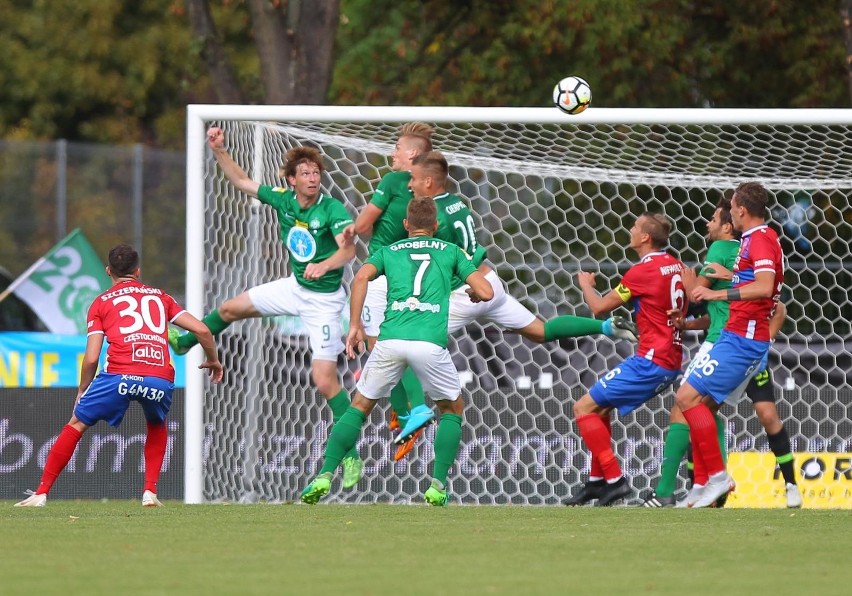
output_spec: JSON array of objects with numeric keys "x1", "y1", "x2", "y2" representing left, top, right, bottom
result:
[
  {"x1": 14, "y1": 245, "x2": 223, "y2": 508},
  {"x1": 675, "y1": 182, "x2": 783, "y2": 508},
  {"x1": 566, "y1": 213, "x2": 686, "y2": 506}
]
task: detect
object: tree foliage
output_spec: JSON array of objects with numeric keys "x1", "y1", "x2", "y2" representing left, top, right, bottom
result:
[
  {"x1": 0, "y1": 0, "x2": 199, "y2": 146},
  {"x1": 332, "y1": 0, "x2": 849, "y2": 109},
  {"x1": 0, "y1": 0, "x2": 848, "y2": 149}
]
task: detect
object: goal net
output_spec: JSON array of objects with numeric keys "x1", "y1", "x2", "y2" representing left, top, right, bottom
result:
[{"x1": 185, "y1": 106, "x2": 852, "y2": 505}]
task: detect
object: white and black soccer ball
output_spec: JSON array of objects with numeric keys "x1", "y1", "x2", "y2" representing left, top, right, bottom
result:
[{"x1": 552, "y1": 76, "x2": 592, "y2": 115}]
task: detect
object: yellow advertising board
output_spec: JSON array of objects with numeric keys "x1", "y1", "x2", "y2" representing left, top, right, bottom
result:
[{"x1": 726, "y1": 452, "x2": 852, "y2": 509}]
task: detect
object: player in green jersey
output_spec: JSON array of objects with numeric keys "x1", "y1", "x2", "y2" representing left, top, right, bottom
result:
[
  {"x1": 642, "y1": 198, "x2": 801, "y2": 508},
  {"x1": 301, "y1": 196, "x2": 494, "y2": 506},
  {"x1": 407, "y1": 151, "x2": 639, "y2": 365},
  {"x1": 168, "y1": 127, "x2": 364, "y2": 489},
  {"x1": 342, "y1": 123, "x2": 436, "y2": 461}
]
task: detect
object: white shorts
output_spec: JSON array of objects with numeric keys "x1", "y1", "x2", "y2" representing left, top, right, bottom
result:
[
  {"x1": 447, "y1": 270, "x2": 537, "y2": 334},
  {"x1": 356, "y1": 339, "x2": 461, "y2": 402},
  {"x1": 247, "y1": 275, "x2": 345, "y2": 361},
  {"x1": 361, "y1": 275, "x2": 387, "y2": 338},
  {"x1": 681, "y1": 340, "x2": 750, "y2": 403}
]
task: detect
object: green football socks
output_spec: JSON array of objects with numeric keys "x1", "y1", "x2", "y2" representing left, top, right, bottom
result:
[
  {"x1": 326, "y1": 389, "x2": 360, "y2": 461},
  {"x1": 177, "y1": 309, "x2": 230, "y2": 351},
  {"x1": 431, "y1": 413, "x2": 463, "y2": 486},
  {"x1": 716, "y1": 413, "x2": 728, "y2": 465},
  {"x1": 657, "y1": 413, "x2": 728, "y2": 497},
  {"x1": 319, "y1": 407, "x2": 367, "y2": 475},
  {"x1": 544, "y1": 315, "x2": 604, "y2": 341},
  {"x1": 656, "y1": 422, "x2": 690, "y2": 497}
]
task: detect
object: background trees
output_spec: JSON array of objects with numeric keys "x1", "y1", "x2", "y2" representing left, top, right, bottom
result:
[{"x1": 0, "y1": 0, "x2": 848, "y2": 149}]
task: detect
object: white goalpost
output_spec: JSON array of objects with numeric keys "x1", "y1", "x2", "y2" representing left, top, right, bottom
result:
[{"x1": 184, "y1": 105, "x2": 852, "y2": 505}]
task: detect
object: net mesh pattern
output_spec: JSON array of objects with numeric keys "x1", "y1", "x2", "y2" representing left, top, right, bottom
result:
[{"x1": 196, "y1": 117, "x2": 851, "y2": 504}]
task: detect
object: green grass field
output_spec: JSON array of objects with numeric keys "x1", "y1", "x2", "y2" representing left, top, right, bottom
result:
[{"x1": 3, "y1": 501, "x2": 850, "y2": 596}]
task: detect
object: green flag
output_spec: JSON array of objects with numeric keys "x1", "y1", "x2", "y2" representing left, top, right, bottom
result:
[{"x1": 3, "y1": 229, "x2": 110, "y2": 334}]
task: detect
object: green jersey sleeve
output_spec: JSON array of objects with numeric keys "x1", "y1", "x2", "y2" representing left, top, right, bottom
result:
[
  {"x1": 257, "y1": 185, "x2": 288, "y2": 209},
  {"x1": 368, "y1": 171, "x2": 412, "y2": 255},
  {"x1": 366, "y1": 249, "x2": 386, "y2": 276},
  {"x1": 453, "y1": 247, "x2": 478, "y2": 282}
]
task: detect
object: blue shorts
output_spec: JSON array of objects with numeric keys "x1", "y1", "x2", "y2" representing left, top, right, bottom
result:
[
  {"x1": 74, "y1": 372, "x2": 175, "y2": 428},
  {"x1": 589, "y1": 356, "x2": 680, "y2": 416},
  {"x1": 685, "y1": 330, "x2": 770, "y2": 405}
]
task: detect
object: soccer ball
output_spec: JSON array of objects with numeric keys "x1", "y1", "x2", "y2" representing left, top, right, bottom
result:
[{"x1": 553, "y1": 76, "x2": 592, "y2": 115}]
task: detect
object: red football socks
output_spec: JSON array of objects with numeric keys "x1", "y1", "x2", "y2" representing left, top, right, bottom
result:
[
  {"x1": 36, "y1": 424, "x2": 83, "y2": 495},
  {"x1": 144, "y1": 422, "x2": 168, "y2": 494},
  {"x1": 683, "y1": 404, "x2": 725, "y2": 477},
  {"x1": 588, "y1": 412, "x2": 612, "y2": 479},
  {"x1": 577, "y1": 413, "x2": 622, "y2": 481}
]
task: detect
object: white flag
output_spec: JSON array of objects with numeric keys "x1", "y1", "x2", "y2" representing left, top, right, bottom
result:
[{"x1": 5, "y1": 229, "x2": 110, "y2": 334}]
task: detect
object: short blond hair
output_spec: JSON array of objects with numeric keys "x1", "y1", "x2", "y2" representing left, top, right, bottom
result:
[{"x1": 398, "y1": 122, "x2": 434, "y2": 153}]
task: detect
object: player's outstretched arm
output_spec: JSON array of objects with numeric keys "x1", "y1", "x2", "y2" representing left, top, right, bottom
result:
[
  {"x1": 174, "y1": 312, "x2": 224, "y2": 383},
  {"x1": 207, "y1": 127, "x2": 260, "y2": 198},
  {"x1": 577, "y1": 272, "x2": 625, "y2": 317},
  {"x1": 692, "y1": 270, "x2": 775, "y2": 303}
]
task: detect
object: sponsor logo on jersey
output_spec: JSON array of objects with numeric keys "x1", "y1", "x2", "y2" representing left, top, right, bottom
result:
[
  {"x1": 391, "y1": 297, "x2": 440, "y2": 313},
  {"x1": 132, "y1": 342, "x2": 165, "y2": 366},
  {"x1": 287, "y1": 226, "x2": 318, "y2": 262}
]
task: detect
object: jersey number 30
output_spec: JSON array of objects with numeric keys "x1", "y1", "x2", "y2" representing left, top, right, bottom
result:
[{"x1": 114, "y1": 295, "x2": 167, "y2": 334}]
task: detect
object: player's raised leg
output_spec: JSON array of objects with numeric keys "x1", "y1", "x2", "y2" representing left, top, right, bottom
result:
[
  {"x1": 541, "y1": 314, "x2": 639, "y2": 342},
  {"x1": 169, "y1": 293, "x2": 255, "y2": 355}
]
